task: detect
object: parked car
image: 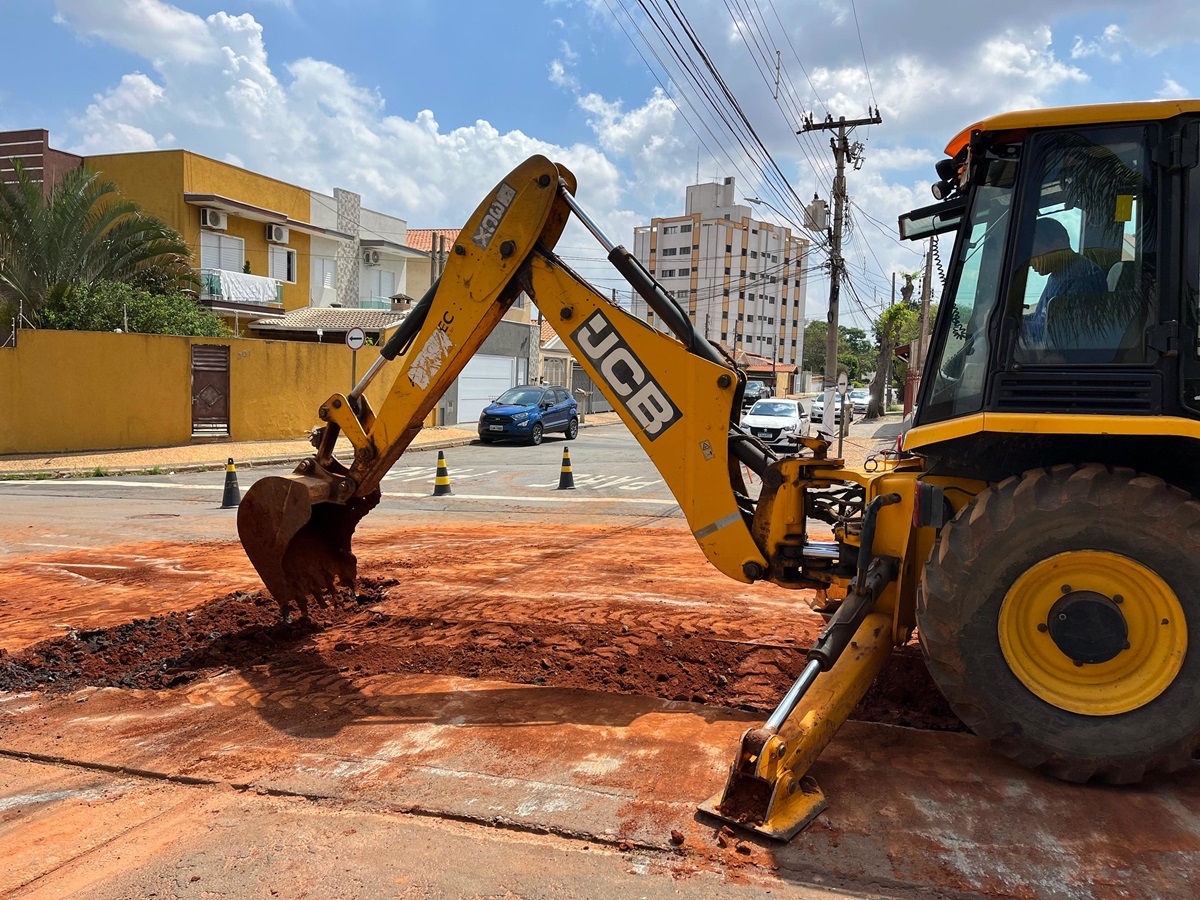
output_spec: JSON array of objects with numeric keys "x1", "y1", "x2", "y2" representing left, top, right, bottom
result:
[
  {"x1": 809, "y1": 392, "x2": 852, "y2": 424},
  {"x1": 849, "y1": 387, "x2": 871, "y2": 416},
  {"x1": 741, "y1": 380, "x2": 774, "y2": 407},
  {"x1": 478, "y1": 385, "x2": 578, "y2": 445},
  {"x1": 741, "y1": 398, "x2": 809, "y2": 451}
]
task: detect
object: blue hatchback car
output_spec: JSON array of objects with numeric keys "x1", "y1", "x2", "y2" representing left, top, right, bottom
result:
[{"x1": 478, "y1": 385, "x2": 579, "y2": 445}]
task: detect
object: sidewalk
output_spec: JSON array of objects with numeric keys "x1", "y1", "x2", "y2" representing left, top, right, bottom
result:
[{"x1": 0, "y1": 412, "x2": 625, "y2": 479}]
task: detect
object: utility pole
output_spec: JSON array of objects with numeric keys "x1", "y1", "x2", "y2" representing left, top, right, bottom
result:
[{"x1": 801, "y1": 108, "x2": 882, "y2": 439}]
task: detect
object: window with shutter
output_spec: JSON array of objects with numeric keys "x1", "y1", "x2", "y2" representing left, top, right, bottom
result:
[
  {"x1": 269, "y1": 246, "x2": 297, "y2": 283},
  {"x1": 200, "y1": 231, "x2": 245, "y2": 272}
]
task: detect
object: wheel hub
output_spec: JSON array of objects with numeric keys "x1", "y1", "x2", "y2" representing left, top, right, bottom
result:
[
  {"x1": 1046, "y1": 591, "x2": 1128, "y2": 665},
  {"x1": 997, "y1": 550, "x2": 1187, "y2": 715}
]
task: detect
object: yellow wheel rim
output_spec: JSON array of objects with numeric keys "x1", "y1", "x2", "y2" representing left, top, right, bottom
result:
[{"x1": 998, "y1": 551, "x2": 1187, "y2": 716}]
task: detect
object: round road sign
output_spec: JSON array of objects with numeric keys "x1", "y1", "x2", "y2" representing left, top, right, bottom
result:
[
  {"x1": 836, "y1": 371, "x2": 849, "y2": 394},
  {"x1": 345, "y1": 326, "x2": 367, "y2": 351}
]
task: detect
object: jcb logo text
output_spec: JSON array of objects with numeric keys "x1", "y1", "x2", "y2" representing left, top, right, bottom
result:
[{"x1": 572, "y1": 311, "x2": 681, "y2": 440}]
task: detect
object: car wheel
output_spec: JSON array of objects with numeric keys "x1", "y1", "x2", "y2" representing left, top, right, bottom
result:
[
  {"x1": 565, "y1": 417, "x2": 579, "y2": 440},
  {"x1": 479, "y1": 435, "x2": 495, "y2": 444},
  {"x1": 528, "y1": 422, "x2": 544, "y2": 446}
]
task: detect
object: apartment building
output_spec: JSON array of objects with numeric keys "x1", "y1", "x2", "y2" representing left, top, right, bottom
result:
[{"x1": 632, "y1": 176, "x2": 809, "y2": 368}]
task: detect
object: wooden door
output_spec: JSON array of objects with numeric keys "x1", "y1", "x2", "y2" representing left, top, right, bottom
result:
[{"x1": 191, "y1": 344, "x2": 230, "y2": 438}]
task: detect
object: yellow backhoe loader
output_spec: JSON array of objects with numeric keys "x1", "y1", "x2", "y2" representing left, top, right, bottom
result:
[{"x1": 238, "y1": 100, "x2": 1200, "y2": 840}]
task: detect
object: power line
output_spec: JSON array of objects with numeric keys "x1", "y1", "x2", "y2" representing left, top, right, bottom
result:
[{"x1": 848, "y1": 0, "x2": 878, "y2": 109}]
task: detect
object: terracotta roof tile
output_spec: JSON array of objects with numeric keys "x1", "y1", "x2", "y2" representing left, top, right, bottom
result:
[
  {"x1": 539, "y1": 318, "x2": 557, "y2": 345},
  {"x1": 250, "y1": 307, "x2": 407, "y2": 333},
  {"x1": 406, "y1": 228, "x2": 460, "y2": 253}
]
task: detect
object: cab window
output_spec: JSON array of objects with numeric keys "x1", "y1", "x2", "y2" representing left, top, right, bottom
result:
[{"x1": 1009, "y1": 126, "x2": 1156, "y2": 366}]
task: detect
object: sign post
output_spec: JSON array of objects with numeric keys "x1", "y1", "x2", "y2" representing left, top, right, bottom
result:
[
  {"x1": 346, "y1": 326, "x2": 367, "y2": 386},
  {"x1": 836, "y1": 371, "x2": 849, "y2": 459}
]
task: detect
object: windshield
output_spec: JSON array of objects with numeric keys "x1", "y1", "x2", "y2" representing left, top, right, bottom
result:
[
  {"x1": 849, "y1": 389, "x2": 869, "y2": 399},
  {"x1": 494, "y1": 387, "x2": 543, "y2": 406},
  {"x1": 749, "y1": 401, "x2": 796, "y2": 417},
  {"x1": 918, "y1": 151, "x2": 1018, "y2": 424}
]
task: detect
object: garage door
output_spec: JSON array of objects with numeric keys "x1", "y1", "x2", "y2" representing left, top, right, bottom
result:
[{"x1": 456, "y1": 354, "x2": 515, "y2": 424}]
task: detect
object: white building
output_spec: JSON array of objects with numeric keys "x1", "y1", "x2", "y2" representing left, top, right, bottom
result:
[
  {"x1": 632, "y1": 176, "x2": 808, "y2": 367},
  {"x1": 307, "y1": 188, "x2": 425, "y2": 309}
]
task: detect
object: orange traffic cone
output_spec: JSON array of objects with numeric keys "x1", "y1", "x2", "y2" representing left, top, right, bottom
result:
[
  {"x1": 432, "y1": 450, "x2": 454, "y2": 496},
  {"x1": 221, "y1": 458, "x2": 241, "y2": 508},
  {"x1": 557, "y1": 447, "x2": 575, "y2": 490}
]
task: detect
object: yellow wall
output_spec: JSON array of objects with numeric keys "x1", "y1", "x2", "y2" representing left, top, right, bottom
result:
[
  {"x1": 0, "y1": 331, "x2": 402, "y2": 454},
  {"x1": 87, "y1": 150, "x2": 313, "y2": 312}
]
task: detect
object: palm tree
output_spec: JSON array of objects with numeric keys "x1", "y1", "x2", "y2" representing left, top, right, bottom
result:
[{"x1": 0, "y1": 160, "x2": 192, "y2": 326}]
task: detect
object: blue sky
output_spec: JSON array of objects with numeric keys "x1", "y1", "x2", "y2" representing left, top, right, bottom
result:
[{"x1": 3, "y1": 0, "x2": 1198, "y2": 328}]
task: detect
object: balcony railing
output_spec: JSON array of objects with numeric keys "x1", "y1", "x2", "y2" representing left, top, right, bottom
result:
[{"x1": 198, "y1": 268, "x2": 283, "y2": 307}]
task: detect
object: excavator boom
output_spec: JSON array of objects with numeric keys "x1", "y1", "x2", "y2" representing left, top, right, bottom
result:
[
  {"x1": 237, "y1": 154, "x2": 920, "y2": 840},
  {"x1": 239, "y1": 156, "x2": 779, "y2": 617}
]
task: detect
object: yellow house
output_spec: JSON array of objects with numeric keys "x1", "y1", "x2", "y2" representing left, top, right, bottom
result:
[{"x1": 85, "y1": 150, "x2": 353, "y2": 332}]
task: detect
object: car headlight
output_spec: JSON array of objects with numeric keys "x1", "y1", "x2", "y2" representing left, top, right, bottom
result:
[{"x1": 512, "y1": 412, "x2": 530, "y2": 422}]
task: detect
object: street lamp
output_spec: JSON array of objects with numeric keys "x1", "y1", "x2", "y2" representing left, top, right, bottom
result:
[{"x1": 743, "y1": 196, "x2": 814, "y2": 233}]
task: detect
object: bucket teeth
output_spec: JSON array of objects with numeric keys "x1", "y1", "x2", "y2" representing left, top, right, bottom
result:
[{"x1": 238, "y1": 476, "x2": 380, "y2": 620}]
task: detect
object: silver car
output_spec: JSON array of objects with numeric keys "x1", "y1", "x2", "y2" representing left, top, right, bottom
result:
[
  {"x1": 742, "y1": 398, "x2": 809, "y2": 451},
  {"x1": 849, "y1": 387, "x2": 871, "y2": 416},
  {"x1": 810, "y1": 392, "x2": 852, "y2": 424}
]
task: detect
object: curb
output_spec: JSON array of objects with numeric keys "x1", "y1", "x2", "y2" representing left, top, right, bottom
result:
[{"x1": 0, "y1": 421, "x2": 619, "y2": 481}]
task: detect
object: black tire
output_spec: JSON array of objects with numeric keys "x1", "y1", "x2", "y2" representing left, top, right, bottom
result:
[
  {"x1": 528, "y1": 422, "x2": 544, "y2": 446},
  {"x1": 918, "y1": 464, "x2": 1200, "y2": 783},
  {"x1": 565, "y1": 417, "x2": 579, "y2": 440},
  {"x1": 479, "y1": 435, "x2": 495, "y2": 444}
]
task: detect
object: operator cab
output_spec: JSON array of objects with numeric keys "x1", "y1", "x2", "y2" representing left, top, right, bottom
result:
[{"x1": 899, "y1": 102, "x2": 1200, "y2": 488}]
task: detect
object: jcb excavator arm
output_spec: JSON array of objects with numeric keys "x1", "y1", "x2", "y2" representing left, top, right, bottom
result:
[
  {"x1": 237, "y1": 155, "x2": 920, "y2": 841},
  {"x1": 239, "y1": 155, "x2": 774, "y2": 614}
]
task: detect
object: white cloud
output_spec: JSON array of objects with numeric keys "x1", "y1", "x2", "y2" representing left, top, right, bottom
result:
[
  {"x1": 52, "y1": 1, "x2": 633, "y2": 237},
  {"x1": 55, "y1": 0, "x2": 219, "y2": 66},
  {"x1": 73, "y1": 73, "x2": 166, "y2": 153},
  {"x1": 1157, "y1": 76, "x2": 1188, "y2": 99},
  {"x1": 549, "y1": 60, "x2": 578, "y2": 90},
  {"x1": 1071, "y1": 24, "x2": 1125, "y2": 61}
]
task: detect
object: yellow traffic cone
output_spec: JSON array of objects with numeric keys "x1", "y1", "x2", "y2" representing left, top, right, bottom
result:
[
  {"x1": 221, "y1": 458, "x2": 241, "y2": 508},
  {"x1": 557, "y1": 447, "x2": 576, "y2": 490},
  {"x1": 432, "y1": 450, "x2": 454, "y2": 496}
]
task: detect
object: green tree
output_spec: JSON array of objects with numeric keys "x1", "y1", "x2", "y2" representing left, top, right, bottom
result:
[
  {"x1": 0, "y1": 160, "x2": 193, "y2": 326},
  {"x1": 867, "y1": 302, "x2": 917, "y2": 417},
  {"x1": 803, "y1": 320, "x2": 877, "y2": 382},
  {"x1": 803, "y1": 320, "x2": 828, "y2": 373},
  {"x1": 43, "y1": 280, "x2": 228, "y2": 337}
]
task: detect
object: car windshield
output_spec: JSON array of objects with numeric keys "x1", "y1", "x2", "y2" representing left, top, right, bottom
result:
[
  {"x1": 849, "y1": 389, "x2": 869, "y2": 399},
  {"x1": 749, "y1": 401, "x2": 795, "y2": 417},
  {"x1": 494, "y1": 387, "x2": 543, "y2": 406}
]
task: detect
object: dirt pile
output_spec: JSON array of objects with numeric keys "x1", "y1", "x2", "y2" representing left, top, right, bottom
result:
[{"x1": 0, "y1": 575, "x2": 960, "y2": 731}]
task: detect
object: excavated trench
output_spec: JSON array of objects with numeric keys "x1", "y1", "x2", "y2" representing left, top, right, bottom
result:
[{"x1": 0, "y1": 575, "x2": 961, "y2": 732}]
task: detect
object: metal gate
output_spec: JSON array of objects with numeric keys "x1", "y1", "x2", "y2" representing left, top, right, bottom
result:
[
  {"x1": 191, "y1": 344, "x2": 230, "y2": 437},
  {"x1": 569, "y1": 365, "x2": 613, "y2": 415}
]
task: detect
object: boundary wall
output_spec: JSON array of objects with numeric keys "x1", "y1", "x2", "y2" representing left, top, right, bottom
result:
[{"x1": 0, "y1": 331, "x2": 418, "y2": 455}]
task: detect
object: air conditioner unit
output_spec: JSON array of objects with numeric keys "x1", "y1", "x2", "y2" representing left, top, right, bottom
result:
[
  {"x1": 363, "y1": 249, "x2": 381, "y2": 266},
  {"x1": 200, "y1": 208, "x2": 227, "y2": 231},
  {"x1": 265, "y1": 224, "x2": 289, "y2": 244}
]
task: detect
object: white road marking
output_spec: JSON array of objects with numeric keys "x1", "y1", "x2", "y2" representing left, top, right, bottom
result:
[
  {"x1": 2, "y1": 477, "x2": 674, "y2": 505},
  {"x1": 381, "y1": 491, "x2": 677, "y2": 506}
]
